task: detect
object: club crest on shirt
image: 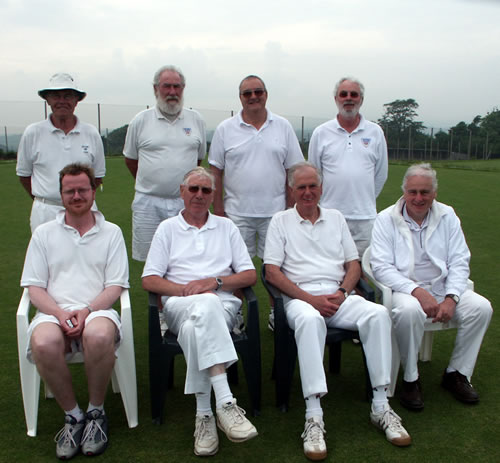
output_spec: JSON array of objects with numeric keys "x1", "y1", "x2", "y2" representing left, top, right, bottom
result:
[
  {"x1": 183, "y1": 128, "x2": 192, "y2": 136},
  {"x1": 361, "y1": 138, "x2": 371, "y2": 147},
  {"x1": 81, "y1": 145, "x2": 90, "y2": 154}
]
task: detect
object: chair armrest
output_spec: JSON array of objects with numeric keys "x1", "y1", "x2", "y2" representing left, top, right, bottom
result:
[
  {"x1": 148, "y1": 292, "x2": 163, "y2": 348},
  {"x1": 241, "y1": 286, "x2": 260, "y2": 337},
  {"x1": 16, "y1": 288, "x2": 31, "y2": 362},
  {"x1": 119, "y1": 289, "x2": 134, "y2": 348}
]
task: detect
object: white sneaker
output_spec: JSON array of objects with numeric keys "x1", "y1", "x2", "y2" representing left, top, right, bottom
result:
[
  {"x1": 268, "y1": 307, "x2": 275, "y2": 331},
  {"x1": 216, "y1": 399, "x2": 258, "y2": 442},
  {"x1": 194, "y1": 415, "x2": 218, "y2": 456},
  {"x1": 301, "y1": 416, "x2": 327, "y2": 461},
  {"x1": 232, "y1": 309, "x2": 245, "y2": 335},
  {"x1": 370, "y1": 403, "x2": 411, "y2": 447},
  {"x1": 159, "y1": 309, "x2": 168, "y2": 334}
]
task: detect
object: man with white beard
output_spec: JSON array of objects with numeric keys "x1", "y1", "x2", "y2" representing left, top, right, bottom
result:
[
  {"x1": 124, "y1": 65, "x2": 207, "y2": 261},
  {"x1": 308, "y1": 77, "x2": 388, "y2": 258}
]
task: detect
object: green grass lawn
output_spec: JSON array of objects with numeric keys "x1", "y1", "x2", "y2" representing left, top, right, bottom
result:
[{"x1": 0, "y1": 158, "x2": 499, "y2": 462}]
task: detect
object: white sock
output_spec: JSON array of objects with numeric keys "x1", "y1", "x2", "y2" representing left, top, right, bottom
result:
[
  {"x1": 305, "y1": 394, "x2": 323, "y2": 420},
  {"x1": 196, "y1": 392, "x2": 213, "y2": 417},
  {"x1": 65, "y1": 405, "x2": 84, "y2": 422},
  {"x1": 446, "y1": 367, "x2": 457, "y2": 374},
  {"x1": 210, "y1": 373, "x2": 234, "y2": 408},
  {"x1": 372, "y1": 385, "x2": 389, "y2": 413}
]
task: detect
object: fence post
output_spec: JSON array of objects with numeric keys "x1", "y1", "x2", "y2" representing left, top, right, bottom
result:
[
  {"x1": 4, "y1": 126, "x2": 8, "y2": 152},
  {"x1": 98, "y1": 103, "x2": 101, "y2": 135}
]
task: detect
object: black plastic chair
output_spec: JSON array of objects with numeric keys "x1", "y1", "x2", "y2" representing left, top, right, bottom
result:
[
  {"x1": 148, "y1": 288, "x2": 261, "y2": 424},
  {"x1": 261, "y1": 266, "x2": 374, "y2": 412}
]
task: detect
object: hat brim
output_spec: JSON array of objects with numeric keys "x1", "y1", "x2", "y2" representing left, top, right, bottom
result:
[{"x1": 38, "y1": 88, "x2": 86, "y2": 101}]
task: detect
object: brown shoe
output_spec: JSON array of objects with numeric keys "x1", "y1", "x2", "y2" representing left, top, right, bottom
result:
[
  {"x1": 400, "y1": 379, "x2": 424, "y2": 411},
  {"x1": 441, "y1": 370, "x2": 479, "y2": 404}
]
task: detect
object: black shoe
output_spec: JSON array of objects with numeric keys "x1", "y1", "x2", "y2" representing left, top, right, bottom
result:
[
  {"x1": 400, "y1": 379, "x2": 424, "y2": 411},
  {"x1": 441, "y1": 370, "x2": 479, "y2": 404}
]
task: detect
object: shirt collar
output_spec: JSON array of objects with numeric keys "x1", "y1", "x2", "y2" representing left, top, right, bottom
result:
[
  {"x1": 293, "y1": 204, "x2": 325, "y2": 224},
  {"x1": 237, "y1": 109, "x2": 273, "y2": 127},
  {"x1": 402, "y1": 203, "x2": 430, "y2": 230},
  {"x1": 47, "y1": 115, "x2": 81, "y2": 133},
  {"x1": 177, "y1": 209, "x2": 217, "y2": 231},
  {"x1": 154, "y1": 105, "x2": 184, "y2": 122}
]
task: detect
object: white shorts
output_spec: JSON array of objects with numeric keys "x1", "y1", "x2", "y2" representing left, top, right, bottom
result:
[
  {"x1": 132, "y1": 192, "x2": 184, "y2": 261},
  {"x1": 225, "y1": 213, "x2": 271, "y2": 259},
  {"x1": 27, "y1": 308, "x2": 122, "y2": 363},
  {"x1": 345, "y1": 218, "x2": 375, "y2": 258}
]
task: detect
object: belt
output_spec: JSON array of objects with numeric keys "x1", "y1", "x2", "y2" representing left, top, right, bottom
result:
[{"x1": 35, "y1": 197, "x2": 63, "y2": 206}]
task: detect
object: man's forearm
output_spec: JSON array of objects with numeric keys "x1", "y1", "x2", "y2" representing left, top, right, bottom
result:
[
  {"x1": 19, "y1": 176, "x2": 34, "y2": 199},
  {"x1": 142, "y1": 275, "x2": 185, "y2": 297},
  {"x1": 124, "y1": 158, "x2": 138, "y2": 178}
]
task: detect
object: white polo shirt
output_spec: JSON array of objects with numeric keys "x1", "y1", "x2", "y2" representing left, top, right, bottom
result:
[
  {"x1": 123, "y1": 107, "x2": 206, "y2": 198},
  {"x1": 208, "y1": 110, "x2": 304, "y2": 217},
  {"x1": 308, "y1": 115, "x2": 388, "y2": 220},
  {"x1": 142, "y1": 211, "x2": 254, "y2": 284},
  {"x1": 16, "y1": 117, "x2": 106, "y2": 202},
  {"x1": 264, "y1": 206, "x2": 358, "y2": 285},
  {"x1": 21, "y1": 210, "x2": 129, "y2": 310}
]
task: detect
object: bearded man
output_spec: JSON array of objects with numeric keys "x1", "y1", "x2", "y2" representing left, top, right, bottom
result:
[
  {"x1": 123, "y1": 65, "x2": 207, "y2": 261},
  {"x1": 308, "y1": 77, "x2": 388, "y2": 257}
]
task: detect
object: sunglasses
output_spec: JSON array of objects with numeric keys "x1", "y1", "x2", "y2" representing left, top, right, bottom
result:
[
  {"x1": 240, "y1": 88, "x2": 266, "y2": 98},
  {"x1": 187, "y1": 185, "x2": 213, "y2": 194},
  {"x1": 338, "y1": 90, "x2": 360, "y2": 98}
]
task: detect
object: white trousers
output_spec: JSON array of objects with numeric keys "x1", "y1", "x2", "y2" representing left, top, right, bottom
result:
[
  {"x1": 164, "y1": 292, "x2": 241, "y2": 394},
  {"x1": 131, "y1": 192, "x2": 184, "y2": 261},
  {"x1": 284, "y1": 282, "x2": 392, "y2": 399},
  {"x1": 392, "y1": 289, "x2": 493, "y2": 382},
  {"x1": 345, "y1": 218, "x2": 374, "y2": 258},
  {"x1": 226, "y1": 213, "x2": 271, "y2": 259}
]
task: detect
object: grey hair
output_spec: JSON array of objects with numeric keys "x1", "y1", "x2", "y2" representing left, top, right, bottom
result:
[
  {"x1": 402, "y1": 163, "x2": 438, "y2": 192},
  {"x1": 287, "y1": 162, "x2": 323, "y2": 188},
  {"x1": 333, "y1": 76, "x2": 365, "y2": 98},
  {"x1": 239, "y1": 75, "x2": 267, "y2": 93},
  {"x1": 182, "y1": 167, "x2": 216, "y2": 190},
  {"x1": 153, "y1": 65, "x2": 186, "y2": 87}
]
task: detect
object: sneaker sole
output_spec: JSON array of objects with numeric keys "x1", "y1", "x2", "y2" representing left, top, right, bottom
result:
[
  {"x1": 304, "y1": 449, "x2": 327, "y2": 461},
  {"x1": 371, "y1": 419, "x2": 412, "y2": 447},
  {"x1": 216, "y1": 422, "x2": 258, "y2": 443},
  {"x1": 194, "y1": 445, "x2": 219, "y2": 456}
]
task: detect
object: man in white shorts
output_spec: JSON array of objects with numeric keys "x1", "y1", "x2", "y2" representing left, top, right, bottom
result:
[
  {"x1": 264, "y1": 162, "x2": 411, "y2": 461},
  {"x1": 370, "y1": 163, "x2": 492, "y2": 411},
  {"x1": 17, "y1": 73, "x2": 105, "y2": 232},
  {"x1": 20, "y1": 163, "x2": 129, "y2": 460},
  {"x1": 208, "y1": 74, "x2": 304, "y2": 260},
  {"x1": 124, "y1": 64, "x2": 206, "y2": 261},
  {"x1": 142, "y1": 167, "x2": 258, "y2": 457},
  {"x1": 308, "y1": 76, "x2": 388, "y2": 257}
]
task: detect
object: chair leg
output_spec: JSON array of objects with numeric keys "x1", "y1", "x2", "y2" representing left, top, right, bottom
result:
[
  {"x1": 227, "y1": 362, "x2": 239, "y2": 385},
  {"x1": 238, "y1": 347, "x2": 261, "y2": 416},
  {"x1": 329, "y1": 342, "x2": 342, "y2": 374}
]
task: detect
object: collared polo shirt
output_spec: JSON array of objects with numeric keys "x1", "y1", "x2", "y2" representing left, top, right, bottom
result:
[
  {"x1": 308, "y1": 115, "x2": 388, "y2": 220},
  {"x1": 142, "y1": 211, "x2": 254, "y2": 284},
  {"x1": 264, "y1": 205, "x2": 358, "y2": 285},
  {"x1": 208, "y1": 109, "x2": 304, "y2": 217},
  {"x1": 16, "y1": 117, "x2": 106, "y2": 202},
  {"x1": 123, "y1": 107, "x2": 206, "y2": 198}
]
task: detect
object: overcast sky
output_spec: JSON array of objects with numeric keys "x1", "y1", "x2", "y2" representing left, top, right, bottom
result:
[{"x1": 1, "y1": 0, "x2": 499, "y2": 131}]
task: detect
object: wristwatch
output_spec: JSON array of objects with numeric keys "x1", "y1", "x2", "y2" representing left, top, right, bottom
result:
[
  {"x1": 215, "y1": 277, "x2": 223, "y2": 291},
  {"x1": 338, "y1": 287, "x2": 348, "y2": 299},
  {"x1": 445, "y1": 294, "x2": 460, "y2": 304}
]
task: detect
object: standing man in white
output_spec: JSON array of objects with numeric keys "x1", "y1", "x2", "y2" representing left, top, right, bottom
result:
[
  {"x1": 124, "y1": 65, "x2": 206, "y2": 262},
  {"x1": 309, "y1": 77, "x2": 388, "y2": 257}
]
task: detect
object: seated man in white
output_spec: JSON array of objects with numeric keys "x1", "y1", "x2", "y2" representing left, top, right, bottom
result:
[
  {"x1": 370, "y1": 162, "x2": 493, "y2": 410},
  {"x1": 142, "y1": 167, "x2": 258, "y2": 457},
  {"x1": 20, "y1": 163, "x2": 129, "y2": 460},
  {"x1": 264, "y1": 162, "x2": 411, "y2": 461}
]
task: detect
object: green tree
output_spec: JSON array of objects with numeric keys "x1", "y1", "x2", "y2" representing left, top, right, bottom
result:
[
  {"x1": 378, "y1": 99, "x2": 425, "y2": 148},
  {"x1": 479, "y1": 108, "x2": 500, "y2": 157}
]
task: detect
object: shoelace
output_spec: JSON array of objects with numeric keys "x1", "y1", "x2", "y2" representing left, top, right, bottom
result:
[
  {"x1": 222, "y1": 403, "x2": 246, "y2": 424},
  {"x1": 301, "y1": 420, "x2": 326, "y2": 442},
  {"x1": 381, "y1": 408, "x2": 405, "y2": 432},
  {"x1": 82, "y1": 418, "x2": 108, "y2": 444},
  {"x1": 54, "y1": 422, "x2": 79, "y2": 447},
  {"x1": 195, "y1": 417, "x2": 215, "y2": 439}
]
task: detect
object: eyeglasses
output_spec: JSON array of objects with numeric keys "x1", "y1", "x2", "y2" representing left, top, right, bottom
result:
[
  {"x1": 338, "y1": 90, "x2": 360, "y2": 98},
  {"x1": 62, "y1": 187, "x2": 92, "y2": 196},
  {"x1": 159, "y1": 83, "x2": 184, "y2": 90},
  {"x1": 240, "y1": 88, "x2": 266, "y2": 99},
  {"x1": 187, "y1": 185, "x2": 213, "y2": 194}
]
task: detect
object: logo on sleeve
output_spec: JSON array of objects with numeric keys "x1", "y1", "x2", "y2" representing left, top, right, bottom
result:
[{"x1": 183, "y1": 128, "x2": 192, "y2": 136}]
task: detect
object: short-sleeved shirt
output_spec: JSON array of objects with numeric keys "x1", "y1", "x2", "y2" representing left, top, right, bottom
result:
[
  {"x1": 308, "y1": 115, "x2": 388, "y2": 220},
  {"x1": 123, "y1": 107, "x2": 206, "y2": 198},
  {"x1": 208, "y1": 110, "x2": 304, "y2": 217},
  {"x1": 142, "y1": 211, "x2": 254, "y2": 284},
  {"x1": 264, "y1": 205, "x2": 358, "y2": 285},
  {"x1": 16, "y1": 117, "x2": 106, "y2": 202},
  {"x1": 21, "y1": 210, "x2": 129, "y2": 310}
]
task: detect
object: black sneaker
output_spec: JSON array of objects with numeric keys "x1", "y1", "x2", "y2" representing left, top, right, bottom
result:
[{"x1": 81, "y1": 409, "x2": 109, "y2": 456}]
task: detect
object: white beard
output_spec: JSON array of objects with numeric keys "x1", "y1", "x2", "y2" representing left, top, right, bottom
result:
[{"x1": 156, "y1": 95, "x2": 184, "y2": 116}]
